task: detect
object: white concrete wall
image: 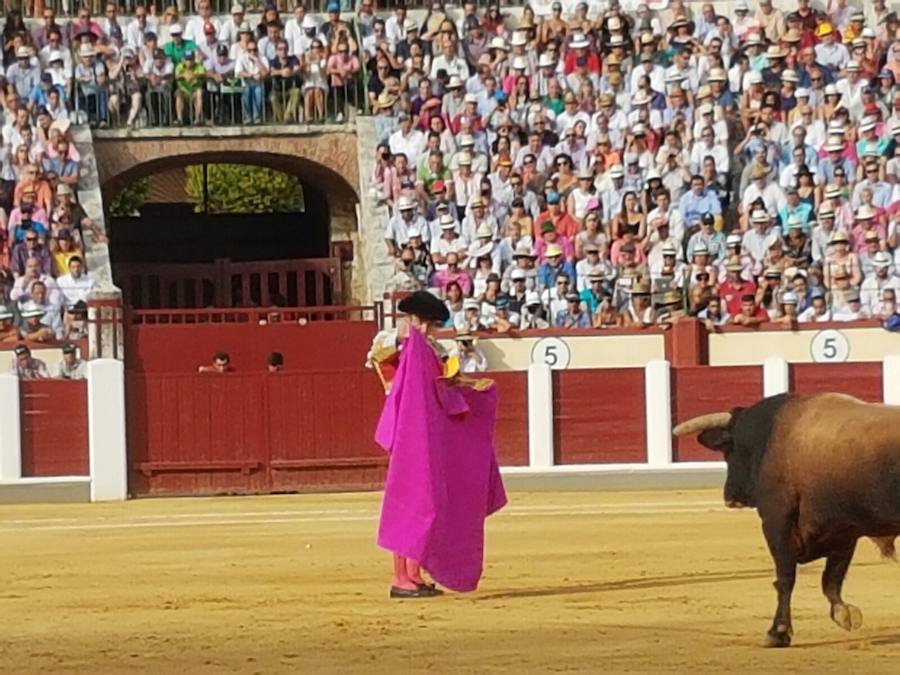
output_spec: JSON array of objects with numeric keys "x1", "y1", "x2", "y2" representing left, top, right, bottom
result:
[
  {"x1": 0, "y1": 374, "x2": 22, "y2": 481},
  {"x1": 87, "y1": 359, "x2": 128, "y2": 501}
]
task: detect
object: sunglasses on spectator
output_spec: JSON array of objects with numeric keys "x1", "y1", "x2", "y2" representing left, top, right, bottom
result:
[{"x1": 26, "y1": 236, "x2": 37, "y2": 242}]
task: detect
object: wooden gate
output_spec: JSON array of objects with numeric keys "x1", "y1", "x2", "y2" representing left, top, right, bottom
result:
[{"x1": 114, "y1": 257, "x2": 341, "y2": 309}]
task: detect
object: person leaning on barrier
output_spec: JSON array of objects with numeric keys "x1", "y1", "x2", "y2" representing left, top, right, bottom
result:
[
  {"x1": 10, "y1": 344, "x2": 49, "y2": 379},
  {"x1": 267, "y1": 40, "x2": 301, "y2": 124},
  {"x1": 58, "y1": 343, "x2": 86, "y2": 380},
  {"x1": 174, "y1": 50, "x2": 206, "y2": 126}
]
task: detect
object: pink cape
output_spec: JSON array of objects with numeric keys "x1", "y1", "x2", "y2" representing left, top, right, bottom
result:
[{"x1": 375, "y1": 329, "x2": 507, "y2": 592}]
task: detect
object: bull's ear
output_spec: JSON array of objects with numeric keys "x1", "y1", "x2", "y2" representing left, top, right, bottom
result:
[{"x1": 697, "y1": 427, "x2": 732, "y2": 453}]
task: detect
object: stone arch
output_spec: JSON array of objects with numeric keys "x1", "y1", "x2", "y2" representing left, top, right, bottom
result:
[{"x1": 93, "y1": 131, "x2": 359, "y2": 208}]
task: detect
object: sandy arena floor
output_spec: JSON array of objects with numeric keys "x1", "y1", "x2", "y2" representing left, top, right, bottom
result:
[{"x1": 2, "y1": 489, "x2": 900, "y2": 673}]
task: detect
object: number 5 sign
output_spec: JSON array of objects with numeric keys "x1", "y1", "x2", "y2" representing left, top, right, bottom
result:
[
  {"x1": 810, "y1": 329, "x2": 850, "y2": 363},
  {"x1": 530, "y1": 336, "x2": 572, "y2": 370}
]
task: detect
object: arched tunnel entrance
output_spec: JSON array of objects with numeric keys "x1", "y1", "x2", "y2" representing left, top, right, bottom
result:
[{"x1": 96, "y1": 144, "x2": 359, "y2": 310}]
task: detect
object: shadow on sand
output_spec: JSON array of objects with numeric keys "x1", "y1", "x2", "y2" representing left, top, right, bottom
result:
[{"x1": 476, "y1": 568, "x2": 776, "y2": 601}]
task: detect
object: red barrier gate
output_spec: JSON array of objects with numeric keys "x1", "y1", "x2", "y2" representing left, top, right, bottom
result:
[
  {"x1": 791, "y1": 363, "x2": 883, "y2": 402},
  {"x1": 671, "y1": 366, "x2": 763, "y2": 462},
  {"x1": 20, "y1": 380, "x2": 90, "y2": 476},
  {"x1": 553, "y1": 369, "x2": 646, "y2": 464}
]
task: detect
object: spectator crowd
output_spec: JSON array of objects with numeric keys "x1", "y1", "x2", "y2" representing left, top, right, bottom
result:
[
  {"x1": 369, "y1": 0, "x2": 900, "y2": 332},
  {"x1": 0, "y1": 2, "x2": 364, "y2": 128},
  {"x1": 0, "y1": 7, "x2": 114, "y2": 377}
]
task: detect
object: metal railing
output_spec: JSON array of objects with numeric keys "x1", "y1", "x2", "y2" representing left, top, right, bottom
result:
[
  {"x1": 1, "y1": 1, "x2": 525, "y2": 17},
  {"x1": 74, "y1": 74, "x2": 362, "y2": 129},
  {"x1": 127, "y1": 304, "x2": 378, "y2": 324}
]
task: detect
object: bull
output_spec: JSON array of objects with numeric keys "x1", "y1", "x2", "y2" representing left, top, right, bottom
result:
[{"x1": 673, "y1": 393, "x2": 899, "y2": 648}]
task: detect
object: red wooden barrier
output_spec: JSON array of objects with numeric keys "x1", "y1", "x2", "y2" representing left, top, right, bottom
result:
[
  {"x1": 20, "y1": 380, "x2": 89, "y2": 476},
  {"x1": 553, "y1": 369, "x2": 645, "y2": 464},
  {"x1": 127, "y1": 320, "x2": 377, "y2": 373},
  {"x1": 266, "y1": 371, "x2": 387, "y2": 492},
  {"x1": 671, "y1": 366, "x2": 763, "y2": 462},
  {"x1": 489, "y1": 371, "x2": 529, "y2": 466},
  {"x1": 790, "y1": 363, "x2": 883, "y2": 402}
]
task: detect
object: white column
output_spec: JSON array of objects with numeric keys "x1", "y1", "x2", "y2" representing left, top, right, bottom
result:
[
  {"x1": 645, "y1": 360, "x2": 672, "y2": 467},
  {"x1": 883, "y1": 356, "x2": 900, "y2": 405},
  {"x1": 527, "y1": 363, "x2": 554, "y2": 469},
  {"x1": 87, "y1": 359, "x2": 128, "y2": 501},
  {"x1": 0, "y1": 374, "x2": 22, "y2": 481},
  {"x1": 763, "y1": 357, "x2": 790, "y2": 397}
]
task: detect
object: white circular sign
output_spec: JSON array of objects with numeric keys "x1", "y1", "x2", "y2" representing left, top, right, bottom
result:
[
  {"x1": 810, "y1": 329, "x2": 850, "y2": 363},
  {"x1": 530, "y1": 336, "x2": 571, "y2": 370}
]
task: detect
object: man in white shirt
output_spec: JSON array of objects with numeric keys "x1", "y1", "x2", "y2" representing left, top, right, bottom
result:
[
  {"x1": 218, "y1": 4, "x2": 246, "y2": 46},
  {"x1": 798, "y1": 292, "x2": 833, "y2": 323},
  {"x1": 388, "y1": 113, "x2": 425, "y2": 165},
  {"x1": 860, "y1": 252, "x2": 899, "y2": 314},
  {"x1": 814, "y1": 23, "x2": 849, "y2": 72},
  {"x1": 185, "y1": 1, "x2": 220, "y2": 48},
  {"x1": 124, "y1": 5, "x2": 157, "y2": 51},
  {"x1": 690, "y1": 126, "x2": 729, "y2": 176},
  {"x1": 56, "y1": 256, "x2": 95, "y2": 307}
]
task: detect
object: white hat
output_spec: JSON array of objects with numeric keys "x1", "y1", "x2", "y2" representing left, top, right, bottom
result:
[
  {"x1": 510, "y1": 31, "x2": 528, "y2": 47},
  {"x1": 827, "y1": 121, "x2": 846, "y2": 136},
  {"x1": 735, "y1": 0, "x2": 750, "y2": 11},
  {"x1": 404, "y1": 18, "x2": 418, "y2": 31},
  {"x1": 525, "y1": 291, "x2": 541, "y2": 306},
  {"x1": 795, "y1": 87, "x2": 810, "y2": 98},
  {"x1": 751, "y1": 209, "x2": 770, "y2": 223},
  {"x1": 511, "y1": 269, "x2": 527, "y2": 281},
  {"x1": 609, "y1": 164, "x2": 624, "y2": 178},
  {"x1": 873, "y1": 251, "x2": 893, "y2": 268},
  {"x1": 859, "y1": 116, "x2": 877, "y2": 132},
  {"x1": 846, "y1": 60, "x2": 861, "y2": 72},
  {"x1": 538, "y1": 53, "x2": 555, "y2": 68},
  {"x1": 463, "y1": 93, "x2": 478, "y2": 104},
  {"x1": 490, "y1": 36, "x2": 507, "y2": 51},
  {"x1": 632, "y1": 91, "x2": 651, "y2": 106},
  {"x1": 781, "y1": 69, "x2": 799, "y2": 83},
  {"x1": 692, "y1": 243, "x2": 709, "y2": 256},
  {"x1": 459, "y1": 133, "x2": 475, "y2": 146},
  {"x1": 747, "y1": 71, "x2": 763, "y2": 85},
  {"x1": 301, "y1": 15, "x2": 318, "y2": 29},
  {"x1": 570, "y1": 33, "x2": 590, "y2": 49},
  {"x1": 463, "y1": 299, "x2": 481, "y2": 311},
  {"x1": 457, "y1": 152, "x2": 472, "y2": 165},
  {"x1": 824, "y1": 138, "x2": 844, "y2": 152},
  {"x1": 397, "y1": 195, "x2": 416, "y2": 211},
  {"x1": 633, "y1": 123, "x2": 648, "y2": 136},
  {"x1": 20, "y1": 302, "x2": 45, "y2": 319},
  {"x1": 786, "y1": 214, "x2": 804, "y2": 230},
  {"x1": 726, "y1": 233, "x2": 742, "y2": 246},
  {"x1": 697, "y1": 103, "x2": 713, "y2": 116},
  {"x1": 169, "y1": 23, "x2": 183, "y2": 35},
  {"x1": 856, "y1": 205, "x2": 876, "y2": 221},
  {"x1": 824, "y1": 83, "x2": 839, "y2": 96},
  {"x1": 447, "y1": 75, "x2": 463, "y2": 89},
  {"x1": 708, "y1": 67, "x2": 727, "y2": 82},
  {"x1": 439, "y1": 214, "x2": 456, "y2": 229},
  {"x1": 15, "y1": 46, "x2": 30, "y2": 59},
  {"x1": 512, "y1": 56, "x2": 528, "y2": 70},
  {"x1": 80, "y1": 45, "x2": 96, "y2": 57},
  {"x1": 475, "y1": 223, "x2": 493, "y2": 239},
  {"x1": 230, "y1": 3, "x2": 244, "y2": 13},
  {"x1": 781, "y1": 291, "x2": 799, "y2": 305},
  {"x1": 48, "y1": 50, "x2": 64, "y2": 63}
]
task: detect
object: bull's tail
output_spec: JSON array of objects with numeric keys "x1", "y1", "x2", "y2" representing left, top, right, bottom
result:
[{"x1": 869, "y1": 536, "x2": 897, "y2": 560}]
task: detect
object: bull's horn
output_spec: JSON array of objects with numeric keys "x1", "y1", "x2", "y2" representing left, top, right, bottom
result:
[{"x1": 672, "y1": 412, "x2": 732, "y2": 436}]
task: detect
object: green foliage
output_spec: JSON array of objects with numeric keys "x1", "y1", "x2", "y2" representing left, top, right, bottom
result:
[
  {"x1": 108, "y1": 177, "x2": 150, "y2": 217},
  {"x1": 184, "y1": 164, "x2": 304, "y2": 214}
]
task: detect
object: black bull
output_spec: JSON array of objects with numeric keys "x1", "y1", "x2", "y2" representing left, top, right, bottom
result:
[{"x1": 674, "y1": 393, "x2": 900, "y2": 648}]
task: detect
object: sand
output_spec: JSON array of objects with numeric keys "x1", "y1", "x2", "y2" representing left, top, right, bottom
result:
[{"x1": 2, "y1": 489, "x2": 899, "y2": 673}]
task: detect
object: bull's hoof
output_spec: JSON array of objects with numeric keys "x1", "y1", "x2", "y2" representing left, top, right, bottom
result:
[
  {"x1": 831, "y1": 603, "x2": 863, "y2": 631},
  {"x1": 765, "y1": 629, "x2": 792, "y2": 648}
]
